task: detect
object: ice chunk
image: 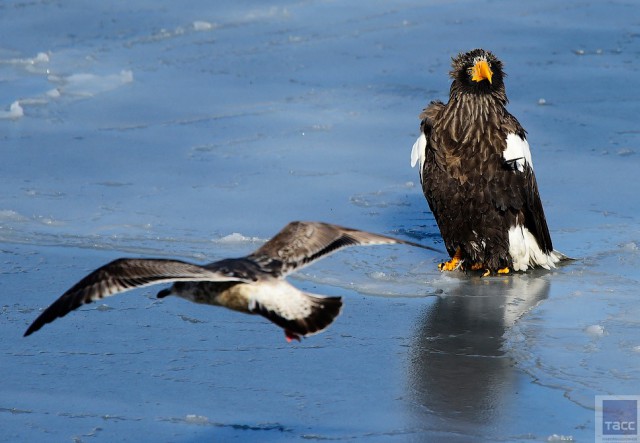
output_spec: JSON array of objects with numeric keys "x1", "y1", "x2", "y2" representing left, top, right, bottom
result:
[
  {"x1": 25, "y1": 52, "x2": 50, "y2": 73},
  {"x1": 0, "y1": 210, "x2": 25, "y2": 220},
  {"x1": 369, "y1": 271, "x2": 391, "y2": 281},
  {"x1": 193, "y1": 21, "x2": 214, "y2": 31},
  {"x1": 55, "y1": 70, "x2": 134, "y2": 97},
  {"x1": 33, "y1": 52, "x2": 50, "y2": 63},
  {"x1": 216, "y1": 233, "x2": 262, "y2": 243},
  {"x1": 185, "y1": 414, "x2": 209, "y2": 425},
  {"x1": 46, "y1": 88, "x2": 61, "y2": 98},
  {"x1": 547, "y1": 434, "x2": 575, "y2": 442},
  {"x1": 3, "y1": 51, "x2": 49, "y2": 66},
  {"x1": 584, "y1": 324, "x2": 605, "y2": 336},
  {"x1": 0, "y1": 101, "x2": 24, "y2": 119},
  {"x1": 617, "y1": 148, "x2": 634, "y2": 157}
]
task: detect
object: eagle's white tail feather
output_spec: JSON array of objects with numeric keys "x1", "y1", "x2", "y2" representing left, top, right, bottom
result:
[{"x1": 508, "y1": 225, "x2": 564, "y2": 271}]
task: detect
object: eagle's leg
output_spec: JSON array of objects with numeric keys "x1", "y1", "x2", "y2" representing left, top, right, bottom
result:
[
  {"x1": 438, "y1": 248, "x2": 463, "y2": 271},
  {"x1": 470, "y1": 263, "x2": 484, "y2": 271}
]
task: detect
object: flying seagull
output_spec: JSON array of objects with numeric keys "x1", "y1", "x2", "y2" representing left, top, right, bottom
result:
[
  {"x1": 411, "y1": 49, "x2": 566, "y2": 275},
  {"x1": 24, "y1": 221, "x2": 437, "y2": 341}
]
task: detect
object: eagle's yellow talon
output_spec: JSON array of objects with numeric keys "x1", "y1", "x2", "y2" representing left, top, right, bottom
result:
[
  {"x1": 439, "y1": 248, "x2": 463, "y2": 271},
  {"x1": 438, "y1": 258, "x2": 461, "y2": 271},
  {"x1": 481, "y1": 267, "x2": 510, "y2": 277},
  {"x1": 470, "y1": 263, "x2": 484, "y2": 271}
]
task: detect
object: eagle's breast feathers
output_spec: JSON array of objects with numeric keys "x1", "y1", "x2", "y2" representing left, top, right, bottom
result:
[{"x1": 411, "y1": 49, "x2": 565, "y2": 273}]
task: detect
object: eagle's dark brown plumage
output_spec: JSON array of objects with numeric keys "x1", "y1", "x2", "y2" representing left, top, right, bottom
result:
[{"x1": 411, "y1": 49, "x2": 565, "y2": 275}]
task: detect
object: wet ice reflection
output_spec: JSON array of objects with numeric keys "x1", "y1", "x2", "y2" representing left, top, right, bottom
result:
[{"x1": 408, "y1": 275, "x2": 551, "y2": 432}]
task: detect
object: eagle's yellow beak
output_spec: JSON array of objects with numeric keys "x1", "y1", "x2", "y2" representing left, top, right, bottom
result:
[{"x1": 471, "y1": 60, "x2": 493, "y2": 84}]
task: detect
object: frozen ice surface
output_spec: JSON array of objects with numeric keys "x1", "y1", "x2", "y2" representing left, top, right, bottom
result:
[{"x1": 1, "y1": 0, "x2": 640, "y2": 441}]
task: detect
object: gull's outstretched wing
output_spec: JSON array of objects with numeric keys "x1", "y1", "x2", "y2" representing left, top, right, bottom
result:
[
  {"x1": 247, "y1": 221, "x2": 440, "y2": 277},
  {"x1": 24, "y1": 258, "x2": 244, "y2": 336}
]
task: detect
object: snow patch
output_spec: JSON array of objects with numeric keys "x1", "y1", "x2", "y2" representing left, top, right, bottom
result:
[
  {"x1": 368, "y1": 271, "x2": 394, "y2": 281},
  {"x1": 584, "y1": 324, "x2": 605, "y2": 336},
  {"x1": 547, "y1": 434, "x2": 574, "y2": 442},
  {"x1": 1, "y1": 51, "x2": 50, "y2": 73},
  {"x1": 184, "y1": 414, "x2": 209, "y2": 425},
  {"x1": 193, "y1": 21, "x2": 214, "y2": 31},
  {"x1": 0, "y1": 210, "x2": 29, "y2": 222},
  {"x1": 216, "y1": 233, "x2": 263, "y2": 244},
  {"x1": 0, "y1": 101, "x2": 24, "y2": 119},
  {"x1": 51, "y1": 70, "x2": 134, "y2": 97},
  {"x1": 617, "y1": 148, "x2": 634, "y2": 157},
  {"x1": 46, "y1": 88, "x2": 61, "y2": 98}
]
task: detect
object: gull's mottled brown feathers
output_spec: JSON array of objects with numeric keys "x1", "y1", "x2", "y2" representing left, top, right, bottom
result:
[
  {"x1": 23, "y1": 259, "x2": 245, "y2": 337},
  {"x1": 24, "y1": 221, "x2": 438, "y2": 338},
  {"x1": 247, "y1": 221, "x2": 440, "y2": 277}
]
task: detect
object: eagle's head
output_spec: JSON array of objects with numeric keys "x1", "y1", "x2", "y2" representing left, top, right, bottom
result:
[{"x1": 449, "y1": 49, "x2": 507, "y2": 103}]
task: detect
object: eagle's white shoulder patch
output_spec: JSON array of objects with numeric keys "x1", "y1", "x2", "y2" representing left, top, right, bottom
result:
[
  {"x1": 411, "y1": 133, "x2": 427, "y2": 181},
  {"x1": 504, "y1": 133, "x2": 533, "y2": 172}
]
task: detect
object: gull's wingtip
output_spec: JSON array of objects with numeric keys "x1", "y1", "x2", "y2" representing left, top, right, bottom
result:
[
  {"x1": 23, "y1": 321, "x2": 41, "y2": 337},
  {"x1": 23, "y1": 306, "x2": 55, "y2": 337}
]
